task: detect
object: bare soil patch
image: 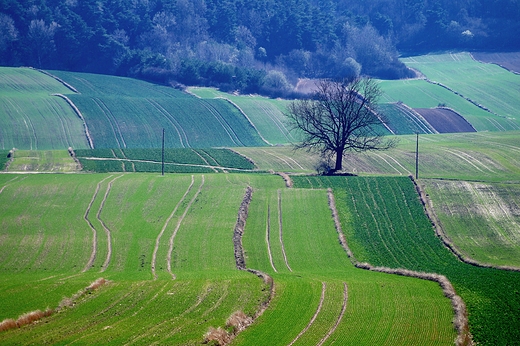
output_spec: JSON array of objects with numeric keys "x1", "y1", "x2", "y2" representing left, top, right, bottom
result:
[
  {"x1": 414, "y1": 108, "x2": 476, "y2": 133},
  {"x1": 472, "y1": 52, "x2": 520, "y2": 74}
]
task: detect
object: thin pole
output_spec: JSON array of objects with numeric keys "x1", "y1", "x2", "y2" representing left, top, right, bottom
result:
[
  {"x1": 415, "y1": 133, "x2": 419, "y2": 179},
  {"x1": 162, "y1": 128, "x2": 165, "y2": 176}
]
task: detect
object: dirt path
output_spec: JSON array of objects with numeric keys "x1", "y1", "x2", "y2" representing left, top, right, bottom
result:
[
  {"x1": 151, "y1": 176, "x2": 195, "y2": 279},
  {"x1": 98, "y1": 175, "x2": 124, "y2": 272},
  {"x1": 317, "y1": 282, "x2": 348, "y2": 346},
  {"x1": 167, "y1": 175, "x2": 205, "y2": 279},
  {"x1": 288, "y1": 282, "x2": 326, "y2": 346},
  {"x1": 266, "y1": 203, "x2": 278, "y2": 273},
  {"x1": 278, "y1": 189, "x2": 293, "y2": 272},
  {"x1": 83, "y1": 175, "x2": 113, "y2": 272}
]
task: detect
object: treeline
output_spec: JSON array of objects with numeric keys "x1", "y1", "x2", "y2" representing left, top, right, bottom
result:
[{"x1": 0, "y1": 0, "x2": 518, "y2": 94}]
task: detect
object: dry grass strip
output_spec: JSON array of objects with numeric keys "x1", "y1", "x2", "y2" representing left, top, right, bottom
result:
[
  {"x1": 234, "y1": 186, "x2": 253, "y2": 270},
  {"x1": 317, "y1": 282, "x2": 348, "y2": 346},
  {"x1": 83, "y1": 175, "x2": 113, "y2": 272},
  {"x1": 152, "y1": 175, "x2": 195, "y2": 280},
  {"x1": 327, "y1": 187, "x2": 473, "y2": 346},
  {"x1": 98, "y1": 175, "x2": 124, "y2": 272},
  {"x1": 288, "y1": 282, "x2": 326, "y2": 346},
  {"x1": 411, "y1": 176, "x2": 520, "y2": 272},
  {"x1": 278, "y1": 189, "x2": 293, "y2": 272},
  {"x1": 276, "y1": 171, "x2": 293, "y2": 188},
  {"x1": 0, "y1": 278, "x2": 108, "y2": 333},
  {"x1": 167, "y1": 175, "x2": 205, "y2": 279}
]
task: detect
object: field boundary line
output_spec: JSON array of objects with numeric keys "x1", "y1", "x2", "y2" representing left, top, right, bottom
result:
[
  {"x1": 218, "y1": 97, "x2": 272, "y2": 145},
  {"x1": 413, "y1": 177, "x2": 520, "y2": 273},
  {"x1": 327, "y1": 187, "x2": 472, "y2": 345},
  {"x1": 167, "y1": 175, "x2": 205, "y2": 279},
  {"x1": 53, "y1": 94, "x2": 94, "y2": 148},
  {"x1": 266, "y1": 203, "x2": 278, "y2": 273},
  {"x1": 317, "y1": 282, "x2": 348, "y2": 346},
  {"x1": 151, "y1": 175, "x2": 195, "y2": 280},
  {"x1": 288, "y1": 282, "x2": 326, "y2": 346},
  {"x1": 98, "y1": 174, "x2": 124, "y2": 272},
  {"x1": 278, "y1": 189, "x2": 293, "y2": 272},
  {"x1": 230, "y1": 186, "x2": 276, "y2": 342},
  {"x1": 34, "y1": 69, "x2": 79, "y2": 93},
  {"x1": 83, "y1": 175, "x2": 113, "y2": 272}
]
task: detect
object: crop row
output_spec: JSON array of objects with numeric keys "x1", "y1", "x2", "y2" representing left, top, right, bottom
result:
[
  {"x1": 293, "y1": 175, "x2": 520, "y2": 345},
  {"x1": 74, "y1": 148, "x2": 255, "y2": 173}
]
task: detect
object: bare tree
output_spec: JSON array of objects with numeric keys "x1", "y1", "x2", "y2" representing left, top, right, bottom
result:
[{"x1": 286, "y1": 77, "x2": 395, "y2": 173}]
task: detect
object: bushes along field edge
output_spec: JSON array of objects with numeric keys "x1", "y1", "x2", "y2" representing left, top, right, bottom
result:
[
  {"x1": 326, "y1": 188, "x2": 473, "y2": 346},
  {"x1": 411, "y1": 176, "x2": 520, "y2": 272},
  {"x1": 0, "y1": 278, "x2": 108, "y2": 333},
  {"x1": 206, "y1": 186, "x2": 274, "y2": 346}
]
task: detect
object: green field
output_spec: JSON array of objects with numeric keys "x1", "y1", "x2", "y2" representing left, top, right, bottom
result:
[
  {"x1": 0, "y1": 67, "x2": 89, "y2": 150},
  {"x1": 74, "y1": 148, "x2": 256, "y2": 173},
  {"x1": 0, "y1": 174, "x2": 456, "y2": 345},
  {"x1": 402, "y1": 53, "x2": 520, "y2": 125},
  {"x1": 48, "y1": 71, "x2": 267, "y2": 149},
  {"x1": 422, "y1": 179, "x2": 520, "y2": 267},
  {"x1": 6, "y1": 150, "x2": 79, "y2": 172},
  {"x1": 189, "y1": 87, "x2": 296, "y2": 145},
  {"x1": 294, "y1": 176, "x2": 520, "y2": 345}
]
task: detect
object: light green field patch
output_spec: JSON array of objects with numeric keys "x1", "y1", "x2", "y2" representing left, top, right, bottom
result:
[
  {"x1": 423, "y1": 179, "x2": 520, "y2": 267},
  {"x1": 401, "y1": 53, "x2": 520, "y2": 130},
  {"x1": 7, "y1": 150, "x2": 79, "y2": 172}
]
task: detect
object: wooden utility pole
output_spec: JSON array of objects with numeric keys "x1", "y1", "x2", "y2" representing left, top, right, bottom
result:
[
  {"x1": 161, "y1": 128, "x2": 165, "y2": 176},
  {"x1": 415, "y1": 133, "x2": 419, "y2": 179}
]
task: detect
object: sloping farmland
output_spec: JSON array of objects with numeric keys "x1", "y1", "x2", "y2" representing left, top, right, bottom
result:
[
  {"x1": 401, "y1": 52, "x2": 520, "y2": 131},
  {"x1": 0, "y1": 67, "x2": 89, "y2": 150},
  {"x1": 47, "y1": 71, "x2": 267, "y2": 149}
]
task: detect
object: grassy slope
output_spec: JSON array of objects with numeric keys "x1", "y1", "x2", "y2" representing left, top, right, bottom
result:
[
  {"x1": 189, "y1": 87, "x2": 296, "y2": 145},
  {"x1": 0, "y1": 67, "x2": 89, "y2": 150},
  {"x1": 294, "y1": 176, "x2": 520, "y2": 345},
  {"x1": 401, "y1": 52, "x2": 520, "y2": 130},
  {"x1": 236, "y1": 186, "x2": 455, "y2": 345},
  {"x1": 48, "y1": 71, "x2": 266, "y2": 149}
]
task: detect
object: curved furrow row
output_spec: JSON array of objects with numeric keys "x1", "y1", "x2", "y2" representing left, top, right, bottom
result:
[
  {"x1": 83, "y1": 175, "x2": 113, "y2": 272},
  {"x1": 278, "y1": 189, "x2": 292, "y2": 272},
  {"x1": 151, "y1": 175, "x2": 195, "y2": 279},
  {"x1": 167, "y1": 175, "x2": 205, "y2": 279}
]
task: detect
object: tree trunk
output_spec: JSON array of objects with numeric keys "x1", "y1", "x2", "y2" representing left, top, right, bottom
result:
[{"x1": 334, "y1": 149, "x2": 343, "y2": 172}]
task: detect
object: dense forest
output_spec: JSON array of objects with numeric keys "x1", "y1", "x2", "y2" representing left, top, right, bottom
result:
[{"x1": 1, "y1": 0, "x2": 519, "y2": 94}]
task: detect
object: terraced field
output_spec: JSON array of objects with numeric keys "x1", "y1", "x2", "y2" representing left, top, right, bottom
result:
[
  {"x1": 0, "y1": 67, "x2": 89, "y2": 150},
  {"x1": 294, "y1": 176, "x2": 520, "y2": 345}
]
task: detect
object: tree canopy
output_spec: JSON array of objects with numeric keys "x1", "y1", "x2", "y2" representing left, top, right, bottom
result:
[{"x1": 286, "y1": 78, "x2": 396, "y2": 173}]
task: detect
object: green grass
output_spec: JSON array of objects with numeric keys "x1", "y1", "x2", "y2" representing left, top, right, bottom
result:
[
  {"x1": 294, "y1": 176, "x2": 520, "y2": 345},
  {"x1": 48, "y1": 71, "x2": 267, "y2": 149},
  {"x1": 422, "y1": 179, "x2": 520, "y2": 268},
  {"x1": 189, "y1": 87, "x2": 296, "y2": 145},
  {"x1": 0, "y1": 67, "x2": 90, "y2": 150},
  {"x1": 7, "y1": 150, "x2": 79, "y2": 172},
  {"x1": 400, "y1": 52, "x2": 520, "y2": 130}
]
